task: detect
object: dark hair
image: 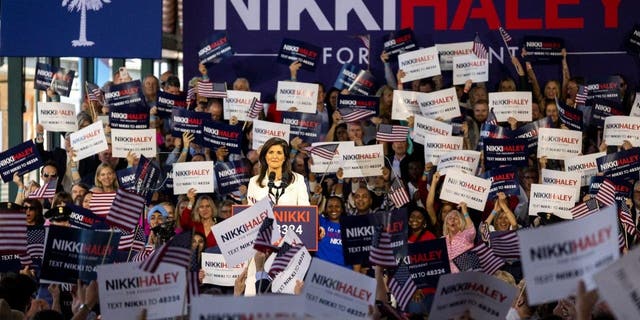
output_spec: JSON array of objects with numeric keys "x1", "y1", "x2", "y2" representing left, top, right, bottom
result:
[
  {"x1": 324, "y1": 196, "x2": 346, "y2": 217},
  {"x1": 324, "y1": 87, "x2": 340, "y2": 110},
  {"x1": 165, "y1": 75, "x2": 181, "y2": 89},
  {"x1": 333, "y1": 123, "x2": 348, "y2": 141},
  {"x1": 257, "y1": 137, "x2": 294, "y2": 188},
  {"x1": 0, "y1": 272, "x2": 37, "y2": 312},
  {"x1": 40, "y1": 160, "x2": 59, "y2": 175},
  {"x1": 22, "y1": 198, "x2": 44, "y2": 226},
  {"x1": 408, "y1": 205, "x2": 435, "y2": 236},
  {"x1": 32, "y1": 310, "x2": 65, "y2": 320}
]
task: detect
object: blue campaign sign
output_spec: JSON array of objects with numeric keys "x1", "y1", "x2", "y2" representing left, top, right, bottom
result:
[
  {"x1": 0, "y1": 140, "x2": 43, "y2": 183},
  {"x1": 483, "y1": 138, "x2": 528, "y2": 169},
  {"x1": 199, "y1": 32, "x2": 235, "y2": 64},
  {"x1": 597, "y1": 147, "x2": 640, "y2": 181},
  {"x1": 281, "y1": 112, "x2": 323, "y2": 144},
  {"x1": 105, "y1": 80, "x2": 145, "y2": 108},
  {"x1": 198, "y1": 120, "x2": 243, "y2": 154},
  {"x1": 215, "y1": 161, "x2": 250, "y2": 194},
  {"x1": 1, "y1": 0, "x2": 161, "y2": 58},
  {"x1": 171, "y1": 107, "x2": 210, "y2": 138},
  {"x1": 277, "y1": 38, "x2": 321, "y2": 71},
  {"x1": 156, "y1": 91, "x2": 187, "y2": 119},
  {"x1": 116, "y1": 166, "x2": 137, "y2": 190},
  {"x1": 109, "y1": 104, "x2": 149, "y2": 129},
  {"x1": 337, "y1": 94, "x2": 379, "y2": 114},
  {"x1": 407, "y1": 238, "x2": 450, "y2": 289},
  {"x1": 522, "y1": 35, "x2": 564, "y2": 63},
  {"x1": 34, "y1": 63, "x2": 75, "y2": 97},
  {"x1": 482, "y1": 166, "x2": 521, "y2": 199}
]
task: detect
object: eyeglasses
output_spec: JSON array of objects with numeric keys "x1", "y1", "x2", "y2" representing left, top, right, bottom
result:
[{"x1": 43, "y1": 173, "x2": 57, "y2": 178}]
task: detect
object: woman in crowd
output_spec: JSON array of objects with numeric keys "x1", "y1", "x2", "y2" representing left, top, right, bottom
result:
[
  {"x1": 22, "y1": 199, "x2": 45, "y2": 226},
  {"x1": 181, "y1": 189, "x2": 219, "y2": 248},
  {"x1": 317, "y1": 196, "x2": 349, "y2": 268},
  {"x1": 407, "y1": 206, "x2": 437, "y2": 243},
  {"x1": 443, "y1": 202, "x2": 475, "y2": 273},
  {"x1": 92, "y1": 163, "x2": 118, "y2": 192}
]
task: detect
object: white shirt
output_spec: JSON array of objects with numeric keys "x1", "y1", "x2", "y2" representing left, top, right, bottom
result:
[{"x1": 246, "y1": 172, "x2": 310, "y2": 205}]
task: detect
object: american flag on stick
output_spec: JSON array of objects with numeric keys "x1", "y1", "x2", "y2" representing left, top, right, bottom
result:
[
  {"x1": 498, "y1": 27, "x2": 512, "y2": 46},
  {"x1": 253, "y1": 218, "x2": 277, "y2": 253},
  {"x1": 596, "y1": 179, "x2": 616, "y2": 207},
  {"x1": 389, "y1": 178, "x2": 410, "y2": 209},
  {"x1": 574, "y1": 85, "x2": 588, "y2": 106},
  {"x1": 338, "y1": 107, "x2": 376, "y2": 122},
  {"x1": 571, "y1": 197, "x2": 599, "y2": 220},
  {"x1": 139, "y1": 231, "x2": 193, "y2": 273},
  {"x1": 376, "y1": 124, "x2": 409, "y2": 142},
  {"x1": 304, "y1": 143, "x2": 339, "y2": 160},
  {"x1": 118, "y1": 227, "x2": 146, "y2": 251},
  {"x1": 105, "y1": 188, "x2": 145, "y2": 232},
  {"x1": 28, "y1": 179, "x2": 57, "y2": 199},
  {"x1": 618, "y1": 200, "x2": 638, "y2": 236},
  {"x1": 489, "y1": 230, "x2": 520, "y2": 260},
  {"x1": 89, "y1": 191, "x2": 117, "y2": 218},
  {"x1": 368, "y1": 226, "x2": 397, "y2": 268},
  {"x1": 268, "y1": 242, "x2": 302, "y2": 278},
  {"x1": 247, "y1": 97, "x2": 264, "y2": 119},
  {"x1": 388, "y1": 262, "x2": 417, "y2": 311},
  {"x1": 86, "y1": 81, "x2": 104, "y2": 104},
  {"x1": 472, "y1": 33, "x2": 488, "y2": 60},
  {"x1": 472, "y1": 243, "x2": 505, "y2": 275}
]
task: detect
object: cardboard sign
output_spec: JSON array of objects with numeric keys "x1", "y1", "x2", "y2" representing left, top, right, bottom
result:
[
  {"x1": 70, "y1": 121, "x2": 108, "y2": 161},
  {"x1": 252, "y1": 120, "x2": 291, "y2": 150},
  {"x1": 38, "y1": 102, "x2": 77, "y2": 132},
  {"x1": 336, "y1": 94, "x2": 379, "y2": 114},
  {"x1": 281, "y1": 111, "x2": 323, "y2": 143},
  {"x1": 430, "y1": 271, "x2": 517, "y2": 320},
  {"x1": 597, "y1": 147, "x2": 640, "y2": 181},
  {"x1": 452, "y1": 54, "x2": 489, "y2": 85},
  {"x1": 171, "y1": 107, "x2": 209, "y2": 138},
  {"x1": 303, "y1": 258, "x2": 376, "y2": 319},
  {"x1": 340, "y1": 144, "x2": 384, "y2": 178},
  {"x1": 190, "y1": 295, "x2": 305, "y2": 320},
  {"x1": 340, "y1": 215, "x2": 374, "y2": 265},
  {"x1": 391, "y1": 89, "x2": 421, "y2": 121},
  {"x1": 333, "y1": 63, "x2": 377, "y2": 96},
  {"x1": 276, "y1": 81, "x2": 320, "y2": 114},
  {"x1": 309, "y1": 141, "x2": 354, "y2": 173},
  {"x1": 413, "y1": 115, "x2": 452, "y2": 144},
  {"x1": 522, "y1": 35, "x2": 564, "y2": 62},
  {"x1": 277, "y1": 38, "x2": 320, "y2": 71},
  {"x1": 156, "y1": 91, "x2": 187, "y2": 118},
  {"x1": 540, "y1": 169, "x2": 581, "y2": 199},
  {"x1": 34, "y1": 62, "x2": 75, "y2": 97},
  {"x1": 215, "y1": 161, "x2": 250, "y2": 195},
  {"x1": 418, "y1": 87, "x2": 460, "y2": 121},
  {"x1": 603, "y1": 116, "x2": 640, "y2": 146},
  {"x1": 440, "y1": 171, "x2": 491, "y2": 211},
  {"x1": 423, "y1": 135, "x2": 464, "y2": 165},
  {"x1": 483, "y1": 138, "x2": 529, "y2": 169},
  {"x1": 397, "y1": 46, "x2": 441, "y2": 83},
  {"x1": 201, "y1": 253, "x2": 248, "y2": 286},
  {"x1": 407, "y1": 239, "x2": 450, "y2": 289},
  {"x1": 270, "y1": 234, "x2": 312, "y2": 294},
  {"x1": 437, "y1": 150, "x2": 481, "y2": 176},
  {"x1": 198, "y1": 120, "x2": 243, "y2": 154},
  {"x1": 111, "y1": 129, "x2": 156, "y2": 158},
  {"x1": 528, "y1": 184, "x2": 576, "y2": 219},
  {"x1": 630, "y1": 93, "x2": 640, "y2": 117},
  {"x1": 565, "y1": 152, "x2": 606, "y2": 187},
  {"x1": 199, "y1": 32, "x2": 234, "y2": 64},
  {"x1": 104, "y1": 80, "x2": 145, "y2": 107},
  {"x1": 519, "y1": 205, "x2": 619, "y2": 305},
  {"x1": 172, "y1": 161, "x2": 215, "y2": 195},
  {"x1": 133, "y1": 155, "x2": 162, "y2": 204},
  {"x1": 116, "y1": 167, "x2": 137, "y2": 190},
  {"x1": 592, "y1": 98, "x2": 626, "y2": 128},
  {"x1": 587, "y1": 76, "x2": 623, "y2": 103},
  {"x1": 594, "y1": 246, "x2": 640, "y2": 320},
  {"x1": 483, "y1": 166, "x2": 521, "y2": 199},
  {"x1": 436, "y1": 41, "x2": 474, "y2": 71},
  {"x1": 223, "y1": 90, "x2": 261, "y2": 121},
  {"x1": 537, "y1": 127, "x2": 582, "y2": 160},
  {"x1": 383, "y1": 28, "x2": 417, "y2": 58},
  {"x1": 0, "y1": 140, "x2": 43, "y2": 182},
  {"x1": 489, "y1": 91, "x2": 532, "y2": 122},
  {"x1": 557, "y1": 101, "x2": 583, "y2": 131},
  {"x1": 109, "y1": 105, "x2": 150, "y2": 130},
  {"x1": 97, "y1": 262, "x2": 186, "y2": 320}
]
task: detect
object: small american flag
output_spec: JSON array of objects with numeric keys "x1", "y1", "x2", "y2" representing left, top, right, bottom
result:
[
  {"x1": 197, "y1": 81, "x2": 228, "y2": 98},
  {"x1": 472, "y1": 33, "x2": 488, "y2": 60},
  {"x1": 139, "y1": 231, "x2": 193, "y2": 273},
  {"x1": 20, "y1": 226, "x2": 45, "y2": 266},
  {"x1": 355, "y1": 34, "x2": 370, "y2": 51},
  {"x1": 574, "y1": 85, "x2": 588, "y2": 106},
  {"x1": 388, "y1": 263, "x2": 417, "y2": 311},
  {"x1": 369, "y1": 226, "x2": 397, "y2": 268},
  {"x1": 479, "y1": 221, "x2": 491, "y2": 244},
  {"x1": 0, "y1": 208, "x2": 28, "y2": 254},
  {"x1": 105, "y1": 188, "x2": 145, "y2": 232},
  {"x1": 338, "y1": 107, "x2": 376, "y2": 122},
  {"x1": 186, "y1": 86, "x2": 196, "y2": 106},
  {"x1": 571, "y1": 197, "x2": 599, "y2": 220},
  {"x1": 247, "y1": 97, "x2": 264, "y2": 119},
  {"x1": 485, "y1": 108, "x2": 498, "y2": 126},
  {"x1": 86, "y1": 81, "x2": 104, "y2": 104},
  {"x1": 253, "y1": 218, "x2": 276, "y2": 253},
  {"x1": 389, "y1": 179, "x2": 410, "y2": 209},
  {"x1": 472, "y1": 243, "x2": 504, "y2": 275},
  {"x1": 187, "y1": 270, "x2": 200, "y2": 302},
  {"x1": 453, "y1": 250, "x2": 482, "y2": 272},
  {"x1": 489, "y1": 230, "x2": 520, "y2": 260},
  {"x1": 498, "y1": 27, "x2": 512, "y2": 45},
  {"x1": 618, "y1": 200, "x2": 637, "y2": 236},
  {"x1": 596, "y1": 179, "x2": 616, "y2": 207},
  {"x1": 376, "y1": 124, "x2": 409, "y2": 142},
  {"x1": 130, "y1": 245, "x2": 154, "y2": 262},
  {"x1": 212, "y1": 82, "x2": 228, "y2": 98},
  {"x1": 118, "y1": 227, "x2": 146, "y2": 251},
  {"x1": 618, "y1": 227, "x2": 626, "y2": 251},
  {"x1": 268, "y1": 242, "x2": 302, "y2": 278},
  {"x1": 28, "y1": 179, "x2": 57, "y2": 199},
  {"x1": 89, "y1": 191, "x2": 117, "y2": 218},
  {"x1": 304, "y1": 143, "x2": 339, "y2": 160}
]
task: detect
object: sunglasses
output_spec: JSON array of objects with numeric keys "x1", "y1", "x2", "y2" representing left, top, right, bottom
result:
[{"x1": 43, "y1": 173, "x2": 57, "y2": 178}]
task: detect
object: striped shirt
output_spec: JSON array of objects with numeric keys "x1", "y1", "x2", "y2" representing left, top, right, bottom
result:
[{"x1": 445, "y1": 227, "x2": 476, "y2": 273}]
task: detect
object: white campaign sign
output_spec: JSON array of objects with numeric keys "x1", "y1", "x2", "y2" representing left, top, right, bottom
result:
[
  {"x1": 413, "y1": 115, "x2": 452, "y2": 145},
  {"x1": 430, "y1": 271, "x2": 517, "y2": 320},
  {"x1": 190, "y1": 295, "x2": 305, "y2": 320},
  {"x1": 111, "y1": 128, "x2": 157, "y2": 158},
  {"x1": 303, "y1": 258, "x2": 376, "y2": 319},
  {"x1": 519, "y1": 206, "x2": 619, "y2": 305},
  {"x1": 252, "y1": 119, "x2": 291, "y2": 150},
  {"x1": 565, "y1": 152, "x2": 606, "y2": 187},
  {"x1": 392, "y1": 89, "x2": 421, "y2": 121},
  {"x1": 537, "y1": 127, "x2": 582, "y2": 160},
  {"x1": 436, "y1": 41, "x2": 474, "y2": 71},
  {"x1": 38, "y1": 102, "x2": 77, "y2": 132},
  {"x1": 309, "y1": 141, "x2": 354, "y2": 173},
  {"x1": 630, "y1": 92, "x2": 640, "y2": 117},
  {"x1": 340, "y1": 144, "x2": 384, "y2": 178},
  {"x1": 97, "y1": 262, "x2": 186, "y2": 320},
  {"x1": 440, "y1": 171, "x2": 491, "y2": 211},
  {"x1": 423, "y1": 135, "x2": 464, "y2": 165},
  {"x1": 417, "y1": 87, "x2": 460, "y2": 120},
  {"x1": 276, "y1": 81, "x2": 319, "y2": 114},
  {"x1": 437, "y1": 150, "x2": 481, "y2": 176},
  {"x1": 453, "y1": 54, "x2": 489, "y2": 85},
  {"x1": 270, "y1": 232, "x2": 312, "y2": 294},
  {"x1": 397, "y1": 46, "x2": 441, "y2": 83},
  {"x1": 489, "y1": 91, "x2": 532, "y2": 122},
  {"x1": 201, "y1": 253, "x2": 248, "y2": 287},
  {"x1": 594, "y1": 246, "x2": 640, "y2": 320},
  {"x1": 540, "y1": 169, "x2": 581, "y2": 199},
  {"x1": 172, "y1": 161, "x2": 215, "y2": 195},
  {"x1": 603, "y1": 115, "x2": 640, "y2": 146},
  {"x1": 528, "y1": 184, "x2": 576, "y2": 219},
  {"x1": 223, "y1": 90, "x2": 261, "y2": 121},
  {"x1": 70, "y1": 121, "x2": 108, "y2": 161}
]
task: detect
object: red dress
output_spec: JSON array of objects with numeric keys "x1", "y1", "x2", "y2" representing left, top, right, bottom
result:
[{"x1": 180, "y1": 207, "x2": 218, "y2": 248}]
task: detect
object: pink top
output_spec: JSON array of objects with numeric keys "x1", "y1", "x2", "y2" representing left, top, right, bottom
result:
[{"x1": 445, "y1": 227, "x2": 476, "y2": 273}]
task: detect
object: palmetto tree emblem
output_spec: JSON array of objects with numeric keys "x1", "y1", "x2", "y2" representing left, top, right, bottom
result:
[{"x1": 62, "y1": 0, "x2": 110, "y2": 47}]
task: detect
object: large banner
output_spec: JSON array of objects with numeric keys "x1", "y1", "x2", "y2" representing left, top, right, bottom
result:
[
  {"x1": 440, "y1": 171, "x2": 491, "y2": 211},
  {"x1": 38, "y1": 102, "x2": 77, "y2": 132},
  {"x1": 340, "y1": 144, "x2": 384, "y2": 178},
  {"x1": 519, "y1": 205, "x2": 619, "y2": 305},
  {"x1": 528, "y1": 184, "x2": 576, "y2": 219},
  {"x1": 0, "y1": 140, "x2": 43, "y2": 183}
]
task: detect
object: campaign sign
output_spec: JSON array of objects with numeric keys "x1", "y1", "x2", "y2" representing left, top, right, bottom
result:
[
  {"x1": 111, "y1": 129, "x2": 157, "y2": 158},
  {"x1": 537, "y1": 127, "x2": 582, "y2": 160},
  {"x1": 116, "y1": 167, "x2": 137, "y2": 190},
  {"x1": 482, "y1": 166, "x2": 521, "y2": 199},
  {"x1": 340, "y1": 144, "x2": 384, "y2": 178},
  {"x1": 519, "y1": 205, "x2": 619, "y2": 305},
  {"x1": 340, "y1": 215, "x2": 374, "y2": 265},
  {"x1": 594, "y1": 245, "x2": 640, "y2": 320},
  {"x1": 201, "y1": 253, "x2": 248, "y2": 287},
  {"x1": 423, "y1": 135, "x2": 464, "y2": 165},
  {"x1": 109, "y1": 104, "x2": 150, "y2": 129},
  {"x1": 440, "y1": 171, "x2": 491, "y2": 211},
  {"x1": 336, "y1": 94, "x2": 379, "y2": 114},
  {"x1": 430, "y1": 271, "x2": 517, "y2": 320},
  {"x1": 277, "y1": 38, "x2": 321, "y2": 71},
  {"x1": 0, "y1": 254, "x2": 21, "y2": 273},
  {"x1": 565, "y1": 152, "x2": 606, "y2": 187},
  {"x1": 38, "y1": 102, "x2": 77, "y2": 132},
  {"x1": 97, "y1": 262, "x2": 186, "y2": 320},
  {"x1": 604, "y1": 116, "x2": 640, "y2": 146},
  {"x1": 198, "y1": 120, "x2": 242, "y2": 155},
  {"x1": 212, "y1": 198, "x2": 277, "y2": 266},
  {"x1": 397, "y1": 46, "x2": 441, "y2": 83},
  {"x1": 104, "y1": 80, "x2": 145, "y2": 107},
  {"x1": 266, "y1": 232, "x2": 312, "y2": 294},
  {"x1": 191, "y1": 295, "x2": 305, "y2": 320},
  {"x1": 134, "y1": 155, "x2": 162, "y2": 204},
  {"x1": 528, "y1": 184, "x2": 576, "y2": 219},
  {"x1": 626, "y1": 24, "x2": 640, "y2": 53},
  {"x1": 436, "y1": 41, "x2": 474, "y2": 71},
  {"x1": 587, "y1": 76, "x2": 623, "y2": 103},
  {"x1": 392, "y1": 89, "x2": 421, "y2": 121},
  {"x1": 224, "y1": 90, "x2": 261, "y2": 121},
  {"x1": 252, "y1": 120, "x2": 291, "y2": 150},
  {"x1": 276, "y1": 81, "x2": 319, "y2": 114},
  {"x1": 418, "y1": 87, "x2": 460, "y2": 121},
  {"x1": 333, "y1": 64, "x2": 376, "y2": 96},
  {"x1": 0, "y1": 140, "x2": 43, "y2": 182},
  {"x1": 309, "y1": 141, "x2": 354, "y2": 173},
  {"x1": 413, "y1": 115, "x2": 452, "y2": 145},
  {"x1": 407, "y1": 239, "x2": 450, "y2": 289},
  {"x1": 452, "y1": 54, "x2": 489, "y2": 85},
  {"x1": 489, "y1": 91, "x2": 532, "y2": 122},
  {"x1": 383, "y1": 28, "x2": 417, "y2": 58},
  {"x1": 437, "y1": 150, "x2": 481, "y2": 176},
  {"x1": 540, "y1": 169, "x2": 581, "y2": 200},
  {"x1": 171, "y1": 107, "x2": 209, "y2": 138},
  {"x1": 303, "y1": 258, "x2": 375, "y2": 319},
  {"x1": 281, "y1": 112, "x2": 323, "y2": 143},
  {"x1": 199, "y1": 32, "x2": 234, "y2": 64},
  {"x1": 370, "y1": 209, "x2": 409, "y2": 259},
  {"x1": 34, "y1": 62, "x2": 75, "y2": 97},
  {"x1": 40, "y1": 226, "x2": 120, "y2": 284},
  {"x1": 596, "y1": 148, "x2": 640, "y2": 181},
  {"x1": 155, "y1": 91, "x2": 187, "y2": 119},
  {"x1": 630, "y1": 93, "x2": 640, "y2": 117},
  {"x1": 522, "y1": 35, "x2": 564, "y2": 63},
  {"x1": 556, "y1": 101, "x2": 584, "y2": 131},
  {"x1": 511, "y1": 117, "x2": 551, "y2": 149},
  {"x1": 67, "y1": 204, "x2": 106, "y2": 230},
  {"x1": 70, "y1": 121, "x2": 108, "y2": 161},
  {"x1": 215, "y1": 161, "x2": 250, "y2": 195},
  {"x1": 483, "y1": 138, "x2": 528, "y2": 169},
  {"x1": 172, "y1": 161, "x2": 214, "y2": 195},
  {"x1": 589, "y1": 176, "x2": 632, "y2": 201},
  {"x1": 592, "y1": 98, "x2": 625, "y2": 128}
]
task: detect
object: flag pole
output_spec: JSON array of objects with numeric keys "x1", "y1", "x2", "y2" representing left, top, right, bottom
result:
[{"x1": 101, "y1": 229, "x2": 115, "y2": 264}]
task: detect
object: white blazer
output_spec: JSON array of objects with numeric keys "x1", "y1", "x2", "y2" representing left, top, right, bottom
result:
[{"x1": 246, "y1": 172, "x2": 310, "y2": 205}]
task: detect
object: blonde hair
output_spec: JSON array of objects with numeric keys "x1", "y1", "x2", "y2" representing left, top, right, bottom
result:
[
  {"x1": 442, "y1": 210, "x2": 467, "y2": 237},
  {"x1": 192, "y1": 196, "x2": 217, "y2": 223},
  {"x1": 94, "y1": 163, "x2": 118, "y2": 190},
  {"x1": 494, "y1": 270, "x2": 516, "y2": 286}
]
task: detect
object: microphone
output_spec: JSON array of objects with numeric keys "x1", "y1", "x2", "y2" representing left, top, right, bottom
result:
[{"x1": 268, "y1": 171, "x2": 276, "y2": 188}]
